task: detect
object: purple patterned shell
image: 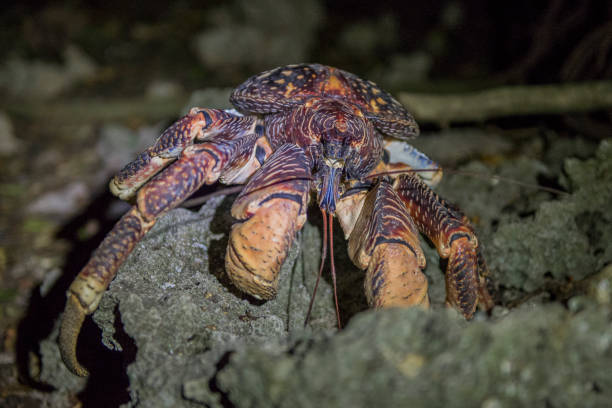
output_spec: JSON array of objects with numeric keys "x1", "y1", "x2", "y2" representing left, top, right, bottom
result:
[{"x1": 230, "y1": 63, "x2": 419, "y2": 141}]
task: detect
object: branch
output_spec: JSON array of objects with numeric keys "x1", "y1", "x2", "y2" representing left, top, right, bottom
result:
[
  {"x1": 2, "y1": 81, "x2": 611, "y2": 126},
  {"x1": 399, "y1": 81, "x2": 612, "y2": 125},
  {"x1": 3, "y1": 96, "x2": 189, "y2": 123}
]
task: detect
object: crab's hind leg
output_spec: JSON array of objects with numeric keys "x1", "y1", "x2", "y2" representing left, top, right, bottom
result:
[
  {"x1": 60, "y1": 207, "x2": 153, "y2": 376},
  {"x1": 226, "y1": 144, "x2": 311, "y2": 300},
  {"x1": 60, "y1": 113, "x2": 269, "y2": 376},
  {"x1": 394, "y1": 172, "x2": 493, "y2": 318},
  {"x1": 340, "y1": 181, "x2": 429, "y2": 308}
]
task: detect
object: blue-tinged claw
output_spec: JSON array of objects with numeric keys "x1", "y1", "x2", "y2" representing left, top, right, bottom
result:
[{"x1": 386, "y1": 141, "x2": 442, "y2": 187}]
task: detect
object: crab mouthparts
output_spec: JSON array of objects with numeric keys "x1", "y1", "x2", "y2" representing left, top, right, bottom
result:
[{"x1": 318, "y1": 159, "x2": 343, "y2": 213}]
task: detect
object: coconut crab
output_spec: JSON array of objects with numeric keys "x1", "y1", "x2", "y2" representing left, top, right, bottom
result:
[{"x1": 59, "y1": 63, "x2": 493, "y2": 376}]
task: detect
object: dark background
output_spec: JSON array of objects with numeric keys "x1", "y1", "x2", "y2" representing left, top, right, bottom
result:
[
  {"x1": 1, "y1": 1, "x2": 610, "y2": 89},
  {"x1": 0, "y1": 1, "x2": 610, "y2": 406}
]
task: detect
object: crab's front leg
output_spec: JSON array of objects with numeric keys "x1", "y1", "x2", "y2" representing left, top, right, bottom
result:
[
  {"x1": 226, "y1": 144, "x2": 311, "y2": 299},
  {"x1": 394, "y1": 172, "x2": 493, "y2": 318},
  {"x1": 60, "y1": 110, "x2": 270, "y2": 376},
  {"x1": 338, "y1": 182, "x2": 430, "y2": 308}
]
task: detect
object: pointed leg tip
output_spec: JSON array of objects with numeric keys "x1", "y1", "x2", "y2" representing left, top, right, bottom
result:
[{"x1": 59, "y1": 294, "x2": 89, "y2": 377}]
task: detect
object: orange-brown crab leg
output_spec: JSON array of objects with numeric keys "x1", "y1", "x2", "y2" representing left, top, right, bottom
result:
[
  {"x1": 60, "y1": 112, "x2": 271, "y2": 376},
  {"x1": 394, "y1": 172, "x2": 493, "y2": 318},
  {"x1": 340, "y1": 181, "x2": 429, "y2": 309},
  {"x1": 225, "y1": 144, "x2": 311, "y2": 300},
  {"x1": 109, "y1": 108, "x2": 267, "y2": 200}
]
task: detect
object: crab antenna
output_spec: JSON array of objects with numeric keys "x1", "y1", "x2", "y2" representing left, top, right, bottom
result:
[
  {"x1": 304, "y1": 208, "x2": 328, "y2": 327},
  {"x1": 365, "y1": 168, "x2": 442, "y2": 179},
  {"x1": 365, "y1": 168, "x2": 567, "y2": 196},
  {"x1": 329, "y1": 211, "x2": 342, "y2": 329}
]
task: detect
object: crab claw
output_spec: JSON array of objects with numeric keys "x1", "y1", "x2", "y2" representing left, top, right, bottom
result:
[{"x1": 59, "y1": 293, "x2": 89, "y2": 376}]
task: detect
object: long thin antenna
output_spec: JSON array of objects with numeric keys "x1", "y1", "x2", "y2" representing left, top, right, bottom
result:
[
  {"x1": 450, "y1": 170, "x2": 569, "y2": 196},
  {"x1": 329, "y1": 211, "x2": 342, "y2": 329},
  {"x1": 366, "y1": 168, "x2": 568, "y2": 196},
  {"x1": 304, "y1": 209, "x2": 328, "y2": 327}
]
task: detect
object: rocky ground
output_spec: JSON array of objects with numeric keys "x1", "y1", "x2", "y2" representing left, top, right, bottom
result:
[
  {"x1": 4, "y1": 118, "x2": 610, "y2": 407},
  {"x1": 1, "y1": 2, "x2": 611, "y2": 408}
]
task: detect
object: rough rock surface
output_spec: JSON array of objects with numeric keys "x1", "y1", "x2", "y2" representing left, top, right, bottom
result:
[
  {"x1": 40, "y1": 140, "x2": 612, "y2": 407},
  {"x1": 488, "y1": 140, "x2": 612, "y2": 293},
  {"x1": 192, "y1": 0, "x2": 322, "y2": 73},
  {"x1": 216, "y1": 305, "x2": 612, "y2": 408}
]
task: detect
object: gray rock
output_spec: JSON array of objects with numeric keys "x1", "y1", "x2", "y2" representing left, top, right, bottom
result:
[
  {"x1": 45, "y1": 195, "x2": 339, "y2": 407},
  {"x1": 146, "y1": 80, "x2": 184, "y2": 100},
  {"x1": 436, "y1": 156, "x2": 550, "y2": 236},
  {"x1": 26, "y1": 182, "x2": 91, "y2": 220},
  {"x1": 182, "y1": 88, "x2": 234, "y2": 114},
  {"x1": 410, "y1": 128, "x2": 513, "y2": 166},
  {"x1": 0, "y1": 45, "x2": 98, "y2": 100},
  {"x1": 216, "y1": 304, "x2": 612, "y2": 408},
  {"x1": 41, "y1": 140, "x2": 612, "y2": 407},
  {"x1": 0, "y1": 111, "x2": 20, "y2": 155},
  {"x1": 336, "y1": 14, "x2": 399, "y2": 61},
  {"x1": 488, "y1": 140, "x2": 612, "y2": 293},
  {"x1": 96, "y1": 123, "x2": 161, "y2": 180},
  {"x1": 378, "y1": 52, "x2": 434, "y2": 88},
  {"x1": 192, "y1": 0, "x2": 323, "y2": 73},
  {"x1": 583, "y1": 264, "x2": 612, "y2": 306}
]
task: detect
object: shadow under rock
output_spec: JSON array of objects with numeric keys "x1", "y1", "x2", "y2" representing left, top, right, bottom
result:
[
  {"x1": 16, "y1": 189, "x2": 134, "y2": 407},
  {"x1": 206, "y1": 193, "x2": 267, "y2": 305}
]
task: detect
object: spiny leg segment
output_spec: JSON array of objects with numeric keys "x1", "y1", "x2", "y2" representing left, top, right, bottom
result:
[
  {"x1": 60, "y1": 109, "x2": 268, "y2": 376},
  {"x1": 394, "y1": 172, "x2": 493, "y2": 318}
]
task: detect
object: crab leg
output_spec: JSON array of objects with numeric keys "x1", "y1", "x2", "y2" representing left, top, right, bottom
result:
[
  {"x1": 109, "y1": 108, "x2": 264, "y2": 200},
  {"x1": 60, "y1": 118, "x2": 269, "y2": 377},
  {"x1": 226, "y1": 144, "x2": 311, "y2": 300},
  {"x1": 342, "y1": 181, "x2": 429, "y2": 308},
  {"x1": 394, "y1": 172, "x2": 493, "y2": 318}
]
